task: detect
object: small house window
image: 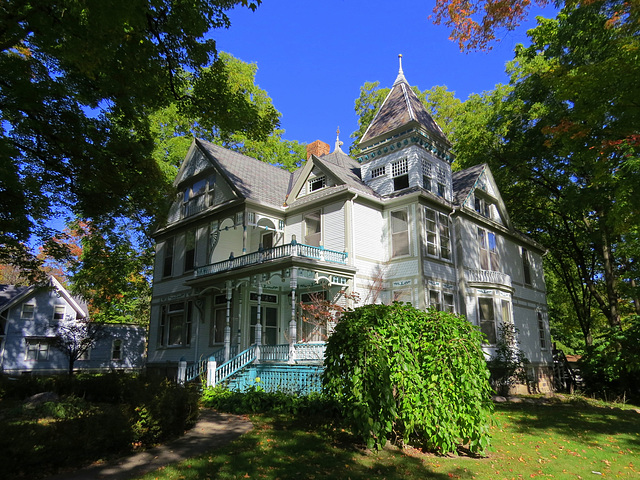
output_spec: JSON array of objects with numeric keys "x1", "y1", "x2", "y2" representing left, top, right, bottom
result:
[
  {"x1": 159, "y1": 302, "x2": 192, "y2": 347},
  {"x1": 21, "y1": 303, "x2": 35, "y2": 320},
  {"x1": 26, "y1": 339, "x2": 49, "y2": 361},
  {"x1": 392, "y1": 158, "x2": 409, "y2": 191},
  {"x1": 371, "y1": 165, "x2": 386, "y2": 179},
  {"x1": 52, "y1": 305, "x2": 66, "y2": 321},
  {"x1": 304, "y1": 210, "x2": 321, "y2": 247},
  {"x1": 422, "y1": 160, "x2": 432, "y2": 191},
  {"x1": 184, "y1": 229, "x2": 196, "y2": 273},
  {"x1": 391, "y1": 209, "x2": 410, "y2": 257},
  {"x1": 478, "y1": 297, "x2": 496, "y2": 345},
  {"x1": 111, "y1": 339, "x2": 122, "y2": 361},
  {"x1": 538, "y1": 312, "x2": 547, "y2": 349},
  {"x1": 163, "y1": 237, "x2": 174, "y2": 277},
  {"x1": 308, "y1": 176, "x2": 326, "y2": 192},
  {"x1": 478, "y1": 229, "x2": 499, "y2": 271},
  {"x1": 424, "y1": 208, "x2": 452, "y2": 260}
]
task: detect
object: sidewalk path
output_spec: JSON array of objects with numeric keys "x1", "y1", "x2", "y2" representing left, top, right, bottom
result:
[{"x1": 46, "y1": 409, "x2": 253, "y2": 480}]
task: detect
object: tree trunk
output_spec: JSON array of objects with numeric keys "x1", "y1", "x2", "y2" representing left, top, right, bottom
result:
[{"x1": 600, "y1": 228, "x2": 621, "y2": 329}]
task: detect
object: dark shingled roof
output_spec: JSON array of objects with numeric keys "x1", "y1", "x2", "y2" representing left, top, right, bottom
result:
[
  {"x1": 315, "y1": 151, "x2": 378, "y2": 197},
  {"x1": 452, "y1": 163, "x2": 486, "y2": 206},
  {"x1": 360, "y1": 77, "x2": 446, "y2": 146},
  {"x1": 196, "y1": 139, "x2": 291, "y2": 207},
  {"x1": 0, "y1": 284, "x2": 31, "y2": 311}
]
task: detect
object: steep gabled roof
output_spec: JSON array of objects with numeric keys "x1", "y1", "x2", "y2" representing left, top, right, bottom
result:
[
  {"x1": 360, "y1": 60, "x2": 446, "y2": 147},
  {"x1": 452, "y1": 163, "x2": 486, "y2": 206},
  {"x1": 195, "y1": 139, "x2": 291, "y2": 208},
  {"x1": 0, "y1": 276, "x2": 88, "y2": 318}
]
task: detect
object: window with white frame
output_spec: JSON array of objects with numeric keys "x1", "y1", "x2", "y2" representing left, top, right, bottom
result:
[
  {"x1": 26, "y1": 339, "x2": 49, "y2": 361},
  {"x1": 427, "y1": 288, "x2": 455, "y2": 313},
  {"x1": 111, "y1": 339, "x2": 123, "y2": 361},
  {"x1": 371, "y1": 165, "x2": 386, "y2": 179},
  {"x1": 391, "y1": 209, "x2": 410, "y2": 257},
  {"x1": 474, "y1": 194, "x2": 494, "y2": 220},
  {"x1": 184, "y1": 229, "x2": 196, "y2": 273},
  {"x1": 304, "y1": 210, "x2": 321, "y2": 246},
  {"x1": 537, "y1": 311, "x2": 548, "y2": 349},
  {"x1": 436, "y1": 166, "x2": 447, "y2": 197},
  {"x1": 522, "y1": 247, "x2": 532, "y2": 285},
  {"x1": 392, "y1": 289, "x2": 412, "y2": 304},
  {"x1": 424, "y1": 207, "x2": 452, "y2": 260},
  {"x1": 159, "y1": 302, "x2": 192, "y2": 347},
  {"x1": 478, "y1": 297, "x2": 497, "y2": 344},
  {"x1": 308, "y1": 176, "x2": 326, "y2": 192},
  {"x1": 52, "y1": 305, "x2": 66, "y2": 321},
  {"x1": 478, "y1": 228, "x2": 499, "y2": 271},
  {"x1": 183, "y1": 174, "x2": 215, "y2": 217},
  {"x1": 162, "y1": 237, "x2": 174, "y2": 277},
  {"x1": 21, "y1": 303, "x2": 35, "y2": 320},
  {"x1": 422, "y1": 160, "x2": 432, "y2": 191},
  {"x1": 392, "y1": 158, "x2": 409, "y2": 191}
]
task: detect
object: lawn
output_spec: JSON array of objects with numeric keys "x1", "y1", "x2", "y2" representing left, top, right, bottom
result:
[{"x1": 136, "y1": 398, "x2": 640, "y2": 480}]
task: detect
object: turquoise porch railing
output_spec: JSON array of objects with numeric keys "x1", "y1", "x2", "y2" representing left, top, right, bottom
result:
[
  {"x1": 194, "y1": 242, "x2": 348, "y2": 278},
  {"x1": 185, "y1": 345, "x2": 238, "y2": 383}
]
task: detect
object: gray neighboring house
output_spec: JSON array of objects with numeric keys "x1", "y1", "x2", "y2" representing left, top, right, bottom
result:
[{"x1": 0, "y1": 276, "x2": 146, "y2": 375}]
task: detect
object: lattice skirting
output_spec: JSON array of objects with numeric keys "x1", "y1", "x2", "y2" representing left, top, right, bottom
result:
[{"x1": 227, "y1": 364, "x2": 323, "y2": 395}]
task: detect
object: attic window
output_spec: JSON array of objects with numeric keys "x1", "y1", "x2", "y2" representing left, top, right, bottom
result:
[
  {"x1": 53, "y1": 305, "x2": 66, "y2": 321},
  {"x1": 371, "y1": 165, "x2": 386, "y2": 179},
  {"x1": 21, "y1": 303, "x2": 35, "y2": 320},
  {"x1": 474, "y1": 195, "x2": 493, "y2": 219},
  {"x1": 308, "y1": 176, "x2": 326, "y2": 192},
  {"x1": 392, "y1": 158, "x2": 409, "y2": 191},
  {"x1": 183, "y1": 174, "x2": 215, "y2": 218}
]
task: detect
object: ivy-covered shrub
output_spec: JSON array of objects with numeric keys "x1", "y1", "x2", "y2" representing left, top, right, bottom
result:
[{"x1": 323, "y1": 303, "x2": 494, "y2": 454}]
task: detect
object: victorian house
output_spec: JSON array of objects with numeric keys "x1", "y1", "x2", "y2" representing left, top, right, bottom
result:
[{"x1": 147, "y1": 61, "x2": 553, "y2": 392}]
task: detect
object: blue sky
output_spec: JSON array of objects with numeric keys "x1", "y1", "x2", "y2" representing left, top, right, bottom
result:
[{"x1": 212, "y1": 0, "x2": 556, "y2": 152}]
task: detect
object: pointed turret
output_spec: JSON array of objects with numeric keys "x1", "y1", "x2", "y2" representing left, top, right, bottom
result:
[{"x1": 358, "y1": 55, "x2": 450, "y2": 163}]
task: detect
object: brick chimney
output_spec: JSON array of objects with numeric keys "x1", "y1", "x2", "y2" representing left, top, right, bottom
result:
[{"x1": 306, "y1": 140, "x2": 330, "y2": 160}]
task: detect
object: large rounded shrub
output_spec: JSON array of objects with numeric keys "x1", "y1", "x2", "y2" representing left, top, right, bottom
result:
[{"x1": 323, "y1": 303, "x2": 493, "y2": 454}]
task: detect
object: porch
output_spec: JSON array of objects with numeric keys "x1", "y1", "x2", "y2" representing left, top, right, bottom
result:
[{"x1": 179, "y1": 343, "x2": 326, "y2": 395}]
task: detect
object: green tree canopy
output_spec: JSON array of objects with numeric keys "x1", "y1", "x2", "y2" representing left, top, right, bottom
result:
[{"x1": 1, "y1": 0, "x2": 274, "y2": 276}]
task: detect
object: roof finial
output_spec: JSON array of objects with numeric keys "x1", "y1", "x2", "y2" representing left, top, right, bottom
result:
[
  {"x1": 335, "y1": 127, "x2": 344, "y2": 152},
  {"x1": 394, "y1": 54, "x2": 406, "y2": 85}
]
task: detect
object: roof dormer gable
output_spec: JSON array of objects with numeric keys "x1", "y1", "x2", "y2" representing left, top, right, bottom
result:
[
  {"x1": 460, "y1": 166, "x2": 512, "y2": 228},
  {"x1": 289, "y1": 157, "x2": 343, "y2": 200}
]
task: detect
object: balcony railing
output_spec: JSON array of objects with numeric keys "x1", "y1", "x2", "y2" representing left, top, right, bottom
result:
[
  {"x1": 464, "y1": 268, "x2": 512, "y2": 289},
  {"x1": 195, "y1": 242, "x2": 348, "y2": 278}
]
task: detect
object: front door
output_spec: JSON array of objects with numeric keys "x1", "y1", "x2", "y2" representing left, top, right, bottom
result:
[{"x1": 250, "y1": 306, "x2": 278, "y2": 345}]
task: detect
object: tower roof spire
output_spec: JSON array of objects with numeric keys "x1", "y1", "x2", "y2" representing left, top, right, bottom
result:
[{"x1": 394, "y1": 54, "x2": 406, "y2": 85}]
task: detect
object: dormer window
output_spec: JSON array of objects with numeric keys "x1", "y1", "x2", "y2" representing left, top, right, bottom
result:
[
  {"x1": 371, "y1": 165, "x2": 386, "y2": 179},
  {"x1": 308, "y1": 176, "x2": 326, "y2": 192},
  {"x1": 474, "y1": 195, "x2": 492, "y2": 219},
  {"x1": 183, "y1": 173, "x2": 215, "y2": 217},
  {"x1": 392, "y1": 158, "x2": 409, "y2": 191}
]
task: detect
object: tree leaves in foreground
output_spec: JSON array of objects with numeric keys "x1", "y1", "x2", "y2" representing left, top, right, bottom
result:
[
  {"x1": 323, "y1": 303, "x2": 493, "y2": 454},
  {"x1": 0, "y1": 0, "x2": 273, "y2": 275}
]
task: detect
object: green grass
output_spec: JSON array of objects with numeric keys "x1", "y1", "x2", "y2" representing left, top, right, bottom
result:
[{"x1": 135, "y1": 398, "x2": 640, "y2": 480}]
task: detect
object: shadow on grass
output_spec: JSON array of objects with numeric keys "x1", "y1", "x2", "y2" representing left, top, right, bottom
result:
[
  {"x1": 495, "y1": 401, "x2": 640, "y2": 449},
  {"x1": 138, "y1": 414, "x2": 473, "y2": 480}
]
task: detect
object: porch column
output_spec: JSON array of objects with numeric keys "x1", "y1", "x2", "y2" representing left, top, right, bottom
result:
[
  {"x1": 237, "y1": 294, "x2": 243, "y2": 350},
  {"x1": 289, "y1": 268, "x2": 298, "y2": 364},
  {"x1": 224, "y1": 280, "x2": 232, "y2": 362},
  {"x1": 255, "y1": 283, "x2": 262, "y2": 362}
]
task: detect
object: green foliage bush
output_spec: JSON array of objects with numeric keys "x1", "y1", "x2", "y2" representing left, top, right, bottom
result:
[
  {"x1": 323, "y1": 303, "x2": 494, "y2": 454},
  {"x1": 0, "y1": 373, "x2": 200, "y2": 479},
  {"x1": 486, "y1": 323, "x2": 530, "y2": 396},
  {"x1": 580, "y1": 315, "x2": 640, "y2": 401},
  {"x1": 201, "y1": 384, "x2": 338, "y2": 417}
]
